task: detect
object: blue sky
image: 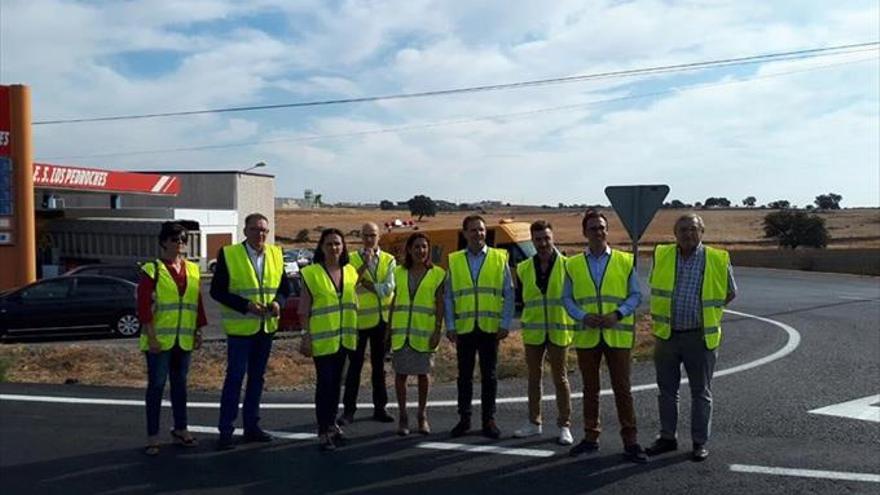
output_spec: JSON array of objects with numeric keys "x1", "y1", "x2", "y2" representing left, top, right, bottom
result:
[{"x1": 2, "y1": 0, "x2": 878, "y2": 206}]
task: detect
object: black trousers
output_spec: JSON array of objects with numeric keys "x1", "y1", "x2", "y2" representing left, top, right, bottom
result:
[
  {"x1": 342, "y1": 322, "x2": 388, "y2": 415},
  {"x1": 314, "y1": 350, "x2": 346, "y2": 434},
  {"x1": 456, "y1": 327, "x2": 499, "y2": 422}
]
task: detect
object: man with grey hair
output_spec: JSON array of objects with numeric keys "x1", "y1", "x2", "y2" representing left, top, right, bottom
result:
[{"x1": 646, "y1": 213, "x2": 737, "y2": 462}]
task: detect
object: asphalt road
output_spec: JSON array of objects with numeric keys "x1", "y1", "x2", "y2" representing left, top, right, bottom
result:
[{"x1": 1, "y1": 267, "x2": 878, "y2": 494}]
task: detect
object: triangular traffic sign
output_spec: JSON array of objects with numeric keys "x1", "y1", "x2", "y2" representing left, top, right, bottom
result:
[{"x1": 604, "y1": 185, "x2": 669, "y2": 242}]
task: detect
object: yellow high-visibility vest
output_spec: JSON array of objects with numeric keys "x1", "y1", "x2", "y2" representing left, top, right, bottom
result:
[
  {"x1": 650, "y1": 244, "x2": 729, "y2": 350},
  {"x1": 219, "y1": 243, "x2": 283, "y2": 336},
  {"x1": 566, "y1": 250, "x2": 636, "y2": 349},
  {"x1": 390, "y1": 265, "x2": 446, "y2": 352},
  {"x1": 349, "y1": 250, "x2": 395, "y2": 329},
  {"x1": 448, "y1": 247, "x2": 508, "y2": 334},
  {"x1": 301, "y1": 263, "x2": 359, "y2": 357},
  {"x1": 517, "y1": 254, "x2": 575, "y2": 347},
  {"x1": 139, "y1": 260, "x2": 200, "y2": 351}
]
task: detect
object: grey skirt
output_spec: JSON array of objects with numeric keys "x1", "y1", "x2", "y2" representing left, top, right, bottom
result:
[{"x1": 391, "y1": 344, "x2": 434, "y2": 375}]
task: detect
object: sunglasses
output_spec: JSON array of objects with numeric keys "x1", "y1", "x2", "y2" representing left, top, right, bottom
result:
[{"x1": 168, "y1": 235, "x2": 188, "y2": 244}]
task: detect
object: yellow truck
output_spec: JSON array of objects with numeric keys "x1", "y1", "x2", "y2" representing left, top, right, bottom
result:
[
  {"x1": 379, "y1": 220, "x2": 535, "y2": 268},
  {"x1": 379, "y1": 220, "x2": 536, "y2": 307}
]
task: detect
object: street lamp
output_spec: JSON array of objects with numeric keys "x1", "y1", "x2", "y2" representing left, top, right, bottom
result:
[{"x1": 242, "y1": 161, "x2": 266, "y2": 173}]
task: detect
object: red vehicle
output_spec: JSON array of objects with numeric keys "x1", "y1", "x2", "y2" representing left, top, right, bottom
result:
[{"x1": 278, "y1": 274, "x2": 302, "y2": 331}]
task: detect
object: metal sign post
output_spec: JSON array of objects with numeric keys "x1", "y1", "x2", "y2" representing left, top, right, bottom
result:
[{"x1": 604, "y1": 185, "x2": 669, "y2": 268}]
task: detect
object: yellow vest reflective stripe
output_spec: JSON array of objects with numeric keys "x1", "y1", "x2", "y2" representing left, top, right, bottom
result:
[
  {"x1": 516, "y1": 255, "x2": 575, "y2": 347},
  {"x1": 650, "y1": 244, "x2": 729, "y2": 350},
  {"x1": 220, "y1": 243, "x2": 283, "y2": 336},
  {"x1": 139, "y1": 260, "x2": 200, "y2": 351},
  {"x1": 449, "y1": 248, "x2": 507, "y2": 334},
  {"x1": 566, "y1": 250, "x2": 636, "y2": 349},
  {"x1": 301, "y1": 263, "x2": 359, "y2": 357},
  {"x1": 349, "y1": 250, "x2": 395, "y2": 328},
  {"x1": 390, "y1": 265, "x2": 446, "y2": 352}
]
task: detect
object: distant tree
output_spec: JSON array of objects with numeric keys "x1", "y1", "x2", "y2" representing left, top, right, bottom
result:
[
  {"x1": 294, "y1": 229, "x2": 310, "y2": 242},
  {"x1": 814, "y1": 192, "x2": 843, "y2": 210},
  {"x1": 314, "y1": 194, "x2": 323, "y2": 206},
  {"x1": 541, "y1": 204, "x2": 552, "y2": 209},
  {"x1": 670, "y1": 199, "x2": 688, "y2": 208},
  {"x1": 703, "y1": 197, "x2": 731, "y2": 208},
  {"x1": 408, "y1": 195, "x2": 437, "y2": 221},
  {"x1": 767, "y1": 200, "x2": 791, "y2": 209},
  {"x1": 379, "y1": 200, "x2": 395, "y2": 210},
  {"x1": 805, "y1": 204, "x2": 815, "y2": 210},
  {"x1": 763, "y1": 210, "x2": 830, "y2": 249},
  {"x1": 742, "y1": 196, "x2": 757, "y2": 207},
  {"x1": 558, "y1": 202, "x2": 566, "y2": 209},
  {"x1": 694, "y1": 201, "x2": 703, "y2": 208}
]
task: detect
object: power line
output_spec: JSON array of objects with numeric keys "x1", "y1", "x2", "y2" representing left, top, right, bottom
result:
[
  {"x1": 33, "y1": 41, "x2": 878, "y2": 126},
  {"x1": 39, "y1": 55, "x2": 877, "y2": 161}
]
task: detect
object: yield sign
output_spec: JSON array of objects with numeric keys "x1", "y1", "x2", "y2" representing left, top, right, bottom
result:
[{"x1": 605, "y1": 185, "x2": 669, "y2": 242}]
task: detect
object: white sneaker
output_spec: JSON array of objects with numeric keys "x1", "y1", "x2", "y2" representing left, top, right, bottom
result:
[
  {"x1": 558, "y1": 426, "x2": 574, "y2": 445},
  {"x1": 513, "y1": 423, "x2": 543, "y2": 438}
]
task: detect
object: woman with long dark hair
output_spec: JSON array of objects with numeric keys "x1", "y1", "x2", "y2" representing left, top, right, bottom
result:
[
  {"x1": 387, "y1": 232, "x2": 446, "y2": 435},
  {"x1": 298, "y1": 228, "x2": 359, "y2": 450}
]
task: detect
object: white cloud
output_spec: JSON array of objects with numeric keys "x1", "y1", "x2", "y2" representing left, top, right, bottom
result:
[{"x1": 3, "y1": 0, "x2": 878, "y2": 206}]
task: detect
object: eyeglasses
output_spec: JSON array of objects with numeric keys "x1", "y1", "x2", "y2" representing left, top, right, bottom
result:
[{"x1": 170, "y1": 235, "x2": 188, "y2": 244}]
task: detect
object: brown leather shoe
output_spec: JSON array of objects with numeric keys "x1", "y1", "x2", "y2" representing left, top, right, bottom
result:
[{"x1": 482, "y1": 419, "x2": 501, "y2": 439}]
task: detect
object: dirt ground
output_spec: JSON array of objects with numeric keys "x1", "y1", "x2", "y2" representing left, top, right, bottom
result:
[
  {"x1": 275, "y1": 207, "x2": 880, "y2": 249},
  {"x1": 0, "y1": 317, "x2": 654, "y2": 391}
]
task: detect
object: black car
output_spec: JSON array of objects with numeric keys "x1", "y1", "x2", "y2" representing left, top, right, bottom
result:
[
  {"x1": 0, "y1": 275, "x2": 140, "y2": 340},
  {"x1": 64, "y1": 263, "x2": 143, "y2": 284}
]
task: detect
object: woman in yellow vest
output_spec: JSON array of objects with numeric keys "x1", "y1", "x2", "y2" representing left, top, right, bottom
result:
[
  {"x1": 137, "y1": 222, "x2": 206, "y2": 456},
  {"x1": 298, "y1": 228, "x2": 359, "y2": 451},
  {"x1": 387, "y1": 233, "x2": 446, "y2": 435}
]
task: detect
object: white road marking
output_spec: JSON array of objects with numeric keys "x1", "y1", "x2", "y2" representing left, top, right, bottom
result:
[
  {"x1": 188, "y1": 425, "x2": 316, "y2": 440},
  {"x1": 808, "y1": 395, "x2": 880, "y2": 423},
  {"x1": 730, "y1": 464, "x2": 880, "y2": 483},
  {"x1": 0, "y1": 309, "x2": 801, "y2": 409},
  {"x1": 416, "y1": 441, "x2": 554, "y2": 458},
  {"x1": 837, "y1": 296, "x2": 878, "y2": 301}
]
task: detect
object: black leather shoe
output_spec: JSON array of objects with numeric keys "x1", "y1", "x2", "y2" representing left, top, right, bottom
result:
[
  {"x1": 569, "y1": 439, "x2": 599, "y2": 457},
  {"x1": 692, "y1": 443, "x2": 709, "y2": 462},
  {"x1": 216, "y1": 436, "x2": 235, "y2": 451},
  {"x1": 623, "y1": 443, "x2": 648, "y2": 464},
  {"x1": 482, "y1": 420, "x2": 501, "y2": 439},
  {"x1": 373, "y1": 409, "x2": 395, "y2": 423},
  {"x1": 450, "y1": 417, "x2": 471, "y2": 438},
  {"x1": 645, "y1": 438, "x2": 678, "y2": 456},
  {"x1": 243, "y1": 429, "x2": 273, "y2": 443}
]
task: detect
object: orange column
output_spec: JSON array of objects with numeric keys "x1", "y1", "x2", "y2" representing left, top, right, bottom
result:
[{"x1": 0, "y1": 84, "x2": 35, "y2": 290}]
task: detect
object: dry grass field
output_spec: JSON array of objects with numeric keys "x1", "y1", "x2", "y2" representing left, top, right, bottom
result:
[{"x1": 275, "y1": 207, "x2": 880, "y2": 250}]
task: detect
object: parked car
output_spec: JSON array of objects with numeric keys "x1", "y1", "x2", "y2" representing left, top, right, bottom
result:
[
  {"x1": 0, "y1": 275, "x2": 140, "y2": 340},
  {"x1": 65, "y1": 263, "x2": 143, "y2": 284}
]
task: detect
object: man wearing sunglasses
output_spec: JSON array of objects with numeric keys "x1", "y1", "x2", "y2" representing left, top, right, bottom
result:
[
  {"x1": 210, "y1": 212, "x2": 293, "y2": 450},
  {"x1": 563, "y1": 209, "x2": 647, "y2": 463}
]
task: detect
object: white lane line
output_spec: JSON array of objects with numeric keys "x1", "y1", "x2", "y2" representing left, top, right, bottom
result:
[
  {"x1": 416, "y1": 441, "x2": 554, "y2": 458},
  {"x1": 188, "y1": 425, "x2": 316, "y2": 440},
  {"x1": 837, "y1": 296, "x2": 878, "y2": 301},
  {"x1": 0, "y1": 309, "x2": 800, "y2": 409},
  {"x1": 730, "y1": 464, "x2": 880, "y2": 483},
  {"x1": 808, "y1": 395, "x2": 880, "y2": 423}
]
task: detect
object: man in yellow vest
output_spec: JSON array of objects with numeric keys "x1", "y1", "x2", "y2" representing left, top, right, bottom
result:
[
  {"x1": 646, "y1": 213, "x2": 737, "y2": 462},
  {"x1": 445, "y1": 215, "x2": 515, "y2": 439},
  {"x1": 210, "y1": 213, "x2": 292, "y2": 450},
  {"x1": 340, "y1": 222, "x2": 396, "y2": 424},
  {"x1": 513, "y1": 220, "x2": 575, "y2": 445},
  {"x1": 563, "y1": 209, "x2": 647, "y2": 463}
]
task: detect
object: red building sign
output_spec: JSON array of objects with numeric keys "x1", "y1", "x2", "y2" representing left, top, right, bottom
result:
[{"x1": 33, "y1": 163, "x2": 180, "y2": 195}]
